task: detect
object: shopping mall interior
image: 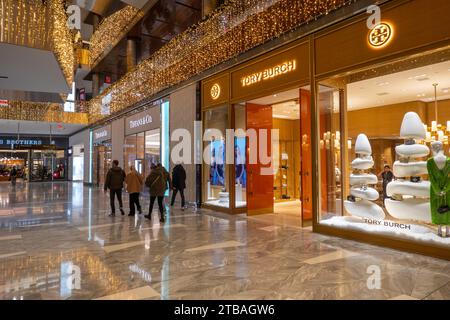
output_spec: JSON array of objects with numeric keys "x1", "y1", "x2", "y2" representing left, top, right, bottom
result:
[{"x1": 0, "y1": 0, "x2": 449, "y2": 302}]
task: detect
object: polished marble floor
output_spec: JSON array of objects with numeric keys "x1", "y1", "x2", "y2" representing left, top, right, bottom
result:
[{"x1": 0, "y1": 181, "x2": 448, "y2": 300}]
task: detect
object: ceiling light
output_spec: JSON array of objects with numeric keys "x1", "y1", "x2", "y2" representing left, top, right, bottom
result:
[
  {"x1": 377, "y1": 81, "x2": 390, "y2": 86},
  {"x1": 417, "y1": 93, "x2": 426, "y2": 97},
  {"x1": 408, "y1": 74, "x2": 427, "y2": 80}
]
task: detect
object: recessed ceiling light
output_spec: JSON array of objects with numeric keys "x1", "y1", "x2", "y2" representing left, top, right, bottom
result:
[
  {"x1": 273, "y1": 94, "x2": 277, "y2": 97},
  {"x1": 417, "y1": 93, "x2": 426, "y2": 97}
]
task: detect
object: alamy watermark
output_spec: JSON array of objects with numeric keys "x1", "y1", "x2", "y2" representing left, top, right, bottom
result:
[
  {"x1": 169, "y1": 121, "x2": 279, "y2": 176},
  {"x1": 366, "y1": 265, "x2": 381, "y2": 290}
]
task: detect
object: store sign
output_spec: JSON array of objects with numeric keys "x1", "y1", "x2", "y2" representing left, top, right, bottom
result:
[
  {"x1": 210, "y1": 83, "x2": 221, "y2": 100},
  {"x1": 101, "y1": 93, "x2": 112, "y2": 115},
  {"x1": 368, "y1": 22, "x2": 393, "y2": 48},
  {"x1": 92, "y1": 126, "x2": 111, "y2": 144},
  {"x1": 130, "y1": 114, "x2": 153, "y2": 129},
  {"x1": 0, "y1": 139, "x2": 42, "y2": 146},
  {"x1": 364, "y1": 218, "x2": 411, "y2": 230},
  {"x1": 0, "y1": 99, "x2": 8, "y2": 107},
  {"x1": 240, "y1": 60, "x2": 297, "y2": 87},
  {"x1": 125, "y1": 106, "x2": 161, "y2": 135},
  {"x1": 79, "y1": 88, "x2": 86, "y2": 101}
]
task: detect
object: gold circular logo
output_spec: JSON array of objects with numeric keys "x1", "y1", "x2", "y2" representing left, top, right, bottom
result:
[
  {"x1": 211, "y1": 83, "x2": 221, "y2": 100},
  {"x1": 368, "y1": 23, "x2": 393, "y2": 48}
]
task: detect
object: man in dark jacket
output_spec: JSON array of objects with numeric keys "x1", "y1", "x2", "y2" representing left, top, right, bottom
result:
[
  {"x1": 171, "y1": 163, "x2": 186, "y2": 210},
  {"x1": 10, "y1": 166, "x2": 17, "y2": 186},
  {"x1": 104, "y1": 160, "x2": 126, "y2": 216},
  {"x1": 144, "y1": 163, "x2": 172, "y2": 222}
]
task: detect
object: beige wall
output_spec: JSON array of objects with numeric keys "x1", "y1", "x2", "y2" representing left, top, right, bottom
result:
[
  {"x1": 69, "y1": 129, "x2": 90, "y2": 183},
  {"x1": 112, "y1": 119, "x2": 125, "y2": 167},
  {"x1": 170, "y1": 83, "x2": 198, "y2": 204}
]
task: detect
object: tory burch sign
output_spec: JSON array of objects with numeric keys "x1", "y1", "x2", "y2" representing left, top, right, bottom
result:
[{"x1": 240, "y1": 60, "x2": 297, "y2": 87}]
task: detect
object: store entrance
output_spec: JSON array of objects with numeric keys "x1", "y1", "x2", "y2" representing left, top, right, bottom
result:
[
  {"x1": 243, "y1": 86, "x2": 312, "y2": 224},
  {"x1": 0, "y1": 150, "x2": 28, "y2": 182},
  {"x1": 93, "y1": 142, "x2": 112, "y2": 187}
]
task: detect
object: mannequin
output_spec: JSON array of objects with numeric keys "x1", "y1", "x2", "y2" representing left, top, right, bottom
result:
[{"x1": 427, "y1": 141, "x2": 450, "y2": 237}]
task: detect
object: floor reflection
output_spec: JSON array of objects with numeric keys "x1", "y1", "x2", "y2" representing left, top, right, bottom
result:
[{"x1": 0, "y1": 181, "x2": 448, "y2": 300}]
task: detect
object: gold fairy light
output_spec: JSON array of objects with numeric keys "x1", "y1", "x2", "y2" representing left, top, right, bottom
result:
[
  {"x1": 0, "y1": 101, "x2": 88, "y2": 124},
  {"x1": 0, "y1": 0, "x2": 75, "y2": 86},
  {"x1": 0, "y1": 250, "x2": 123, "y2": 293},
  {"x1": 48, "y1": 0, "x2": 75, "y2": 86},
  {"x1": 89, "y1": 5, "x2": 142, "y2": 67},
  {"x1": 0, "y1": 0, "x2": 50, "y2": 48},
  {"x1": 89, "y1": 0, "x2": 354, "y2": 123}
]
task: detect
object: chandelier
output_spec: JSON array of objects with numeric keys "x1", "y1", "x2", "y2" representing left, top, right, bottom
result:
[{"x1": 425, "y1": 83, "x2": 450, "y2": 144}]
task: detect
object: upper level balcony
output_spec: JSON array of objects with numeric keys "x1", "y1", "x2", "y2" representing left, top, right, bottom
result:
[{"x1": 0, "y1": 0, "x2": 75, "y2": 103}]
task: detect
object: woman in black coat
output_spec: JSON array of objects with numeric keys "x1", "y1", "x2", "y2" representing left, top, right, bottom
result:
[{"x1": 170, "y1": 163, "x2": 186, "y2": 210}]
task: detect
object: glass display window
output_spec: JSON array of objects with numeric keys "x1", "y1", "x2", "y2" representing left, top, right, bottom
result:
[
  {"x1": 317, "y1": 46, "x2": 450, "y2": 249},
  {"x1": 124, "y1": 129, "x2": 161, "y2": 178},
  {"x1": 203, "y1": 105, "x2": 230, "y2": 208}
]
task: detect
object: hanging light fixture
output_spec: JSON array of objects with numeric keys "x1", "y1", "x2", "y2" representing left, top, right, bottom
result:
[{"x1": 425, "y1": 83, "x2": 449, "y2": 144}]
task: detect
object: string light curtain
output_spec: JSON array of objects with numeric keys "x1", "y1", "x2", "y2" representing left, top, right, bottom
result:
[
  {"x1": 89, "y1": 0, "x2": 354, "y2": 123},
  {"x1": 49, "y1": 0, "x2": 75, "y2": 86},
  {"x1": 89, "y1": 5, "x2": 142, "y2": 67},
  {"x1": 0, "y1": 0, "x2": 50, "y2": 49},
  {"x1": 0, "y1": 101, "x2": 88, "y2": 124},
  {"x1": 0, "y1": 0, "x2": 75, "y2": 86}
]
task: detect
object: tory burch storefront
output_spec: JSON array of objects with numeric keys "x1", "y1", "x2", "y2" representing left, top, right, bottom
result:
[
  {"x1": 312, "y1": 0, "x2": 450, "y2": 260},
  {"x1": 201, "y1": 0, "x2": 450, "y2": 259},
  {"x1": 201, "y1": 39, "x2": 313, "y2": 225}
]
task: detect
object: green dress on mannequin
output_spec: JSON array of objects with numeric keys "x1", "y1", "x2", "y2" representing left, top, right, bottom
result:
[{"x1": 427, "y1": 157, "x2": 450, "y2": 225}]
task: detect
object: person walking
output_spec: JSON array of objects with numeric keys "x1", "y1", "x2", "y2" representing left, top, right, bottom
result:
[
  {"x1": 145, "y1": 163, "x2": 172, "y2": 222},
  {"x1": 125, "y1": 165, "x2": 143, "y2": 216},
  {"x1": 10, "y1": 166, "x2": 17, "y2": 186},
  {"x1": 104, "y1": 160, "x2": 126, "y2": 216},
  {"x1": 171, "y1": 163, "x2": 186, "y2": 210}
]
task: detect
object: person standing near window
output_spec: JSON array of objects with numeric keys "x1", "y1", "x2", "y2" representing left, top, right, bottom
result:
[
  {"x1": 104, "y1": 160, "x2": 126, "y2": 216},
  {"x1": 125, "y1": 165, "x2": 143, "y2": 216},
  {"x1": 145, "y1": 163, "x2": 172, "y2": 222},
  {"x1": 171, "y1": 163, "x2": 187, "y2": 210},
  {"x1": 10, "y1": 166, "x2": 17, "y2": 186},
  {"x1": 379, "y1": 164, "x2": 394, "y2": 200}
]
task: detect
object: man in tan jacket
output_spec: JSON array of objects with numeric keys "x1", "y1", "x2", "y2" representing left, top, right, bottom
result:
[{"x1": 125, "y1": 165, "x2": 144, "y2": 216}]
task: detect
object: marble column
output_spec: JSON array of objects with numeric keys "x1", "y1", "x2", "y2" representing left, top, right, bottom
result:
[
  {"x1": 126, "y1": 38, "x2": 137, "y2": 72},
  {"x1": 92, "y1": 73, "x2": 100, "y2": 97}
]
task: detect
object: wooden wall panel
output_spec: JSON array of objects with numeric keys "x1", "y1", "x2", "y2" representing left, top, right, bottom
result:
[
  {"x1": 315, "y1": 0, "x2": 450, "y2": 77},
  {"x1": 346, "y1": 101, "x2": 428, "y2": 138}
]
